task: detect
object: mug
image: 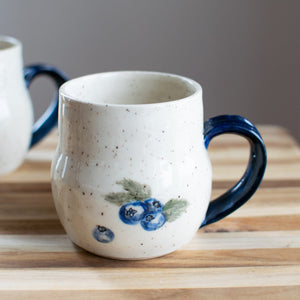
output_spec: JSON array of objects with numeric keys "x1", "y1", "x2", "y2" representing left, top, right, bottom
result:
[
  {"x1": 51, "y1": 71, "x2": 267, "y2": 260},
  {"x1": 0, "y1": 35, "x2": 68, "y2": 175}
]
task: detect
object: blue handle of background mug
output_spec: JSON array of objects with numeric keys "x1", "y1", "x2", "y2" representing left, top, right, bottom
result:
[
  {"x1": 24, "y1": 64, "x2": 68, "y2": 147},
  {"x1": 200, "y1": 115, "x2": 267, "y2": 227}
]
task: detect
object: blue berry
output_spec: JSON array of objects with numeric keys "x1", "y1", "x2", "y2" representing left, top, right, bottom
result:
[
  {"x1": 93, "y1": 225, "x2": 114, "y2": 243},
  {"x1": 144, "y1": 198, "x2": 164, "y2": 212},
  {"x1": 141, "y1": 211, "x2": 166, "y2": 231},
  {"x1": 119, "y1": 201, "x2": 147, "y2": 225}
]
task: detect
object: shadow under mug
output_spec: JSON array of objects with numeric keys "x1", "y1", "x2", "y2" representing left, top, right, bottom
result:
[
  {"x1": 51, "y1": 71, "x2": 267, "y2": 260},
  {"x1": 0, "y1": 36, "x2": 68, "y2": 175}
]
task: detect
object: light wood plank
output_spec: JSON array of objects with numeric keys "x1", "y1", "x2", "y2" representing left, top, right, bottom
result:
[
  {"x1": 1, "y1": 286, "x2": 300, "y2": 300},
  {"x1": 0, "y1": 235, "x2": 74, "y2": 252},
  {"x1": 0, "y1": 266, "x2": 299, "y2": 290},
  {"x1": 202, "y1": 215, "x2": 300, "y2": 232},
  {"x1": 184, "y1": 230, "x2": 300, "y2": 250}
]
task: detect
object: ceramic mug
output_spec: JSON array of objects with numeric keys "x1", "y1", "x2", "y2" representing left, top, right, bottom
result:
[
  {"x1": 0, "y1": 35, "x2": 68, "y2": 175},
  {"x1": 51, "y1": 71, "x2": 267, "y2": 260}
]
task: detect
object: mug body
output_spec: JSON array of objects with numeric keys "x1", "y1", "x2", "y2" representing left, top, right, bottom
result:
[
  {"x1": 51, "y1": 71, "x2": 212, "y2": 259},
  {"x1": 0, "y1": 36, "x2": 33, "y2": 174}
]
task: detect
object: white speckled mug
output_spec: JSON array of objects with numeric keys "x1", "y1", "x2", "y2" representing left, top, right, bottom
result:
[
  {"x1": 51, "y1": 71, "x2": 266, "y2": 260},
  {"x1": 0, "y1": 36, "x2": 67, "y2": 175}
]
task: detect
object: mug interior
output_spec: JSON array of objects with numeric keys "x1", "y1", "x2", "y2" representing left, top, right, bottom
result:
[
  {"x1": 0, "y1": 36, "x2": 19, "y2": 50},
  {"x1": 60, "y1": 71, "x2": 200, "y2": 105}
]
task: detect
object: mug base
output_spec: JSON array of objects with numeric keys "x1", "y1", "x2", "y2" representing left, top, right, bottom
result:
[{"x1": 71, "y1": 238, "x2": 178, "y2": 261}]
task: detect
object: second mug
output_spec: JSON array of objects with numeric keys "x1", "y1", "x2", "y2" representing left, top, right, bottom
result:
[{"x1": 0, "y1": 35, "x2": 68, "y2": 175}]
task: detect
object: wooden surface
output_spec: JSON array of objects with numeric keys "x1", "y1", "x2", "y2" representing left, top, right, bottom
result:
[{"x1": 0, "y1": 125, "x2": 299, "y2": 299}]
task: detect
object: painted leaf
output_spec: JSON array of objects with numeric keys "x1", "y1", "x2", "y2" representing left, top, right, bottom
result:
[
  {"x1": 116, "y1": 178, "x2": 151, "y2": 201},
  {"x1": 163, "y1": 199, "x2": 189, "y2": 222},
  {"x1": 104, "y1": 192, "x2": 132, "y2": 206}
]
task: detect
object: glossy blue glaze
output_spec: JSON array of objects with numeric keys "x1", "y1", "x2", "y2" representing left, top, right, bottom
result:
[
  {"x1": 200, "y1": 115, "x2": 267, "y2": 227},
  {"x1": 24, "y1": 64, "x2": 68, "y2": 147}
]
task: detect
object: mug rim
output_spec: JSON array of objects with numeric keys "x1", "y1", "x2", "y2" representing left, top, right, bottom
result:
[
  {"x1": 0, "y1": 35, "x2": 21, "y2": 51},
  {"x1": 59, "y1": 70, "x2": 202, "y2": 108}
]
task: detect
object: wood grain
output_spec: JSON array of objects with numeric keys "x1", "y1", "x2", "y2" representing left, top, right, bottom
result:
[
  {"x1": 0, "y1": 266, "x2": 299, "y2": 289},
  {"x1": 0, "y1": 248, "x2": 300, "y2": 269},
  {"x1": 1, "y1": 286, "x2": 299, "y2": 300},
  {"x1": 0, "y1": 126, "x2": 299, "y2": 299}
]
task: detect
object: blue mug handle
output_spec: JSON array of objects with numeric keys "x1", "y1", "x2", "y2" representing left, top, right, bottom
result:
[
  {"x1": 24, "y1": 64, "x2": 68, "y2": 147},
  {"x1": 200, "y1": 115, "x2": 267, "y2": 227}
]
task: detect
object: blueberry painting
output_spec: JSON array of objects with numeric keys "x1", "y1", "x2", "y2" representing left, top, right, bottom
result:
[
  {"x1": 93, "y1": 225, "x2": 115, "y2": 243},
  {"x1": 144, "y1": 198, "x2": 164, "y2": 213},
  {"x1": 119, "y1": 201, "x2": 147, "y2": 225},
  {"x1": 141, "y1": 211, "x2": 167, "y2": 231},
  {"x1": 104, "y1": 178, "x2": 189, "y2": 231}
]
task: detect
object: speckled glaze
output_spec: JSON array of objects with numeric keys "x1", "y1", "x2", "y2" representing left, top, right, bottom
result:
[
  {"x1": 51, "y1": 71, "x2": 212, "y2": 259},
  {"x1": 0, "y1": 36, "x2": 33, "y2": 174}
]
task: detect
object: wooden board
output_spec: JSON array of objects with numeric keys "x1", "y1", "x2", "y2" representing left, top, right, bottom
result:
[{"x1": 0, "y1": 125, "x2": 299, "y2": 299}]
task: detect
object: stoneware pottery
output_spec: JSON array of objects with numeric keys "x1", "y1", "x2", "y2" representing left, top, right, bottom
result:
[
  {"x1": 0, "y1": 35, "x2": 68, "y2": 175},
  {"x1": 51, "y1": 71, "x2": 267, "y2": 260}
]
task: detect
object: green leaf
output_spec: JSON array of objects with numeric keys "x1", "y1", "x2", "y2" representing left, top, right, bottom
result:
[
  {"x1": 163, "y1": 199, "x2": 189, "y2": 222},
  {"x1": 116, "y1": 178, "x2": 151, "y2": 201},
  {"x1": 104, "y1": 192, "x2": 133, "y2": 206}
]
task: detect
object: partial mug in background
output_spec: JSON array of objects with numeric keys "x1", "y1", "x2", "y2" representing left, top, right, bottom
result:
[{"x1": 0, "y1": 35, "x2": 68, "y2": 175}]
